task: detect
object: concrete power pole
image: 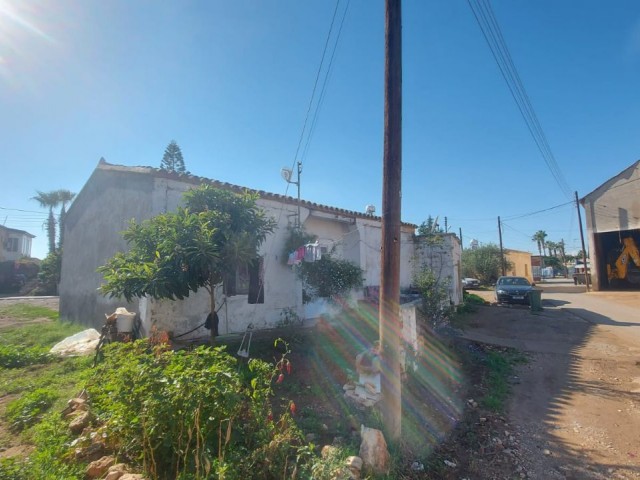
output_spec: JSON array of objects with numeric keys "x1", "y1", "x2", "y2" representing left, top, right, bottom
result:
[
  {"x1": 575, "y1": 191, "x2": 590, "y2": 291},
  {"x1": 379, "y1": 0, "x2": 403, "y2": 442}
]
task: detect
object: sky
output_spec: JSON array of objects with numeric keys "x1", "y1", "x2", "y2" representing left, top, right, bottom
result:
[{"x1": 1, "y1": 0, "x2": 639, "y2": 260}]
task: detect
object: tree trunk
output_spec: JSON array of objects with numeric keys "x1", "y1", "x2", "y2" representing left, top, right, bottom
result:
[{"x1": 209, "y1": 277, "x2": 216, "y2": 347}]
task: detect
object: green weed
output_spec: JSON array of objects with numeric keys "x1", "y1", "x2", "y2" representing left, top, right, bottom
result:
[
  {"x1": 0, "y1": 344, "x2": 52, "y2": 368},
  {"x1": 481, "y1": 349, "x2": 527, "y2": 412},
  {"x1": 5, "y1": 387, "x2": 57, "y2": 432},
  {"x1": 0, "y1": 304, "x2": 58, "y2": 322}
]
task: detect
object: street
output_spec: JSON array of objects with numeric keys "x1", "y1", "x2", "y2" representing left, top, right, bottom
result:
[{"x1": 463, "y1": 279, "x2": 640, "y2": 479}]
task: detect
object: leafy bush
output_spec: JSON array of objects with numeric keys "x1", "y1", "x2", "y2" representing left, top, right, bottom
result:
[
  {"x1": 413, "y1": 265, "x2": 452, "y2": 326},
  {"x1": 0, "y1": 344, "x2": 52, "y2": 369},
  {"x1": 88, "y1": 340, "x2": 308, "y2": 480},
  {"x1": 5, "y1": 388, "x2": 58, "y2": 431}
]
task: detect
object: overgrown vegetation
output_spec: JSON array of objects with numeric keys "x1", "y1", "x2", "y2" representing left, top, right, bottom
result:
[
  {"x1": 480, "y1": 348, "x2": 527, "y2": 412},
  {"x1": 461, "y1": 243, "x2": 512, "y2": 284},
  {"x1": 413, "y1": 264, "x2": 452, "y2": 326}
]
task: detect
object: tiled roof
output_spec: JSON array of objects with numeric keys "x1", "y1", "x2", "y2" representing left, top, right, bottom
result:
[{"x1": 96, "y1": 159, "x2": 418, "y2": 228}]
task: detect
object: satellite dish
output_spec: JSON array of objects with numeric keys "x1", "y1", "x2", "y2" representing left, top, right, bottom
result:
[
  {"x1": 281, "y1": 167, "x2": 292, "y2": 182},
  {"x1": 365, "y1": 204, "x2": 376, "y2": 215}
]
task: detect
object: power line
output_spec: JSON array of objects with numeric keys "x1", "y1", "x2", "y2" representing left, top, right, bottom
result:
[
  {"x1": 501, "y1": 200, "x2": 573, "y2": 221},
  {"x1": 467, "y1": 0, "x2": 573, "y2": 199},
  {"x1": 289, "y1": 0, "x2": 342, "y2": 177}
]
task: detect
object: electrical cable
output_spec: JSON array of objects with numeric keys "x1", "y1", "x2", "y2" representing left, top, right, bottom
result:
[{"x1": 467, "y1": 0, "x2": 573, "y2": 199}]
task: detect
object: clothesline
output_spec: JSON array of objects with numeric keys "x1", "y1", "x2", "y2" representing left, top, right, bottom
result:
[{"x1": 287, "y1": 242, "x2": 322, "y2": 266}]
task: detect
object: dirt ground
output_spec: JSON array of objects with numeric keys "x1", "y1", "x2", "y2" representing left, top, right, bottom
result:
[{"x1": 462, "y1": 281, "x2": 640, "y2": 479}]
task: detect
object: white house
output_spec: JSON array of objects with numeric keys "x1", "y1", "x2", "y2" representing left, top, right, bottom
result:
[
  {"x1": 59, "y1": 160, "x2": 462, "y2": 339},
  {"x1": 0, "y1": 225, "x2": 35, "y2": 262}
]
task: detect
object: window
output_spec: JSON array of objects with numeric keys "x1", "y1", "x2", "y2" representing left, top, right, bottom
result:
[
  {"x1": 224, "y1": 257, "x2": 264, "y2": 304},
  {"x1": 6, "y1": 238, "x2": 18, "y2": 252}
]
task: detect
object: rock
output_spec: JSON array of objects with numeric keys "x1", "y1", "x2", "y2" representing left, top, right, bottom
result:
[
  {"x1": 479, "y1": 417, "x2": 487, "y2": 423},
  {"x1": 86, "y1": 455, "x2": 115, "y2": 479},
  {"x1": 321, "y1": 423, "x2": 329, "y2": 431},
  {"x1": 410, "y1": 461, "x2": 424, "y2": 471},
  {"x1": 543, "y1": 449, "x2": 551, "y2": 455},
  {"x1": 345, "y1": 456, "x2": 363, "y2": 470},
  {"x1": 74, "y1": 441, "x2": 107, "y2": 462},
  {"x1": 105, "y1": 463, "x2": 128, "y2": 480},
  {"x1": 359, "y1": 425, "x2": 390, "y2": 475},
  {"x1": 444, "y1": 460, "x2": 457, "y2": 468},
  {"x1": 345, "y1": 456, "x2": 363, "y2": 479},
  {"x1": 119, "y1": 474, "x2": 146, "y2": 480},
  {"x1": 69, "y1": 411, "x2": 91, "y2": 434}
]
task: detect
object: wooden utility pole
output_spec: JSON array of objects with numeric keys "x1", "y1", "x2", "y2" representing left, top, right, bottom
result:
[
  {"x1": 379, "y1": 0, "x2": 403, "y2": 442},
  {"x1": 575, "y1": 191, "x2": 590, "y2": 291},
  {"x1": 459, "y1": 227, "x2": 463, "y2": 251},
  {"x1": 498, "y1": 216, "x2": 506, "y2": 276}
]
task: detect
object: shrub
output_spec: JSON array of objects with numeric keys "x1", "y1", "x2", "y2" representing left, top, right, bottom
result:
[
  {"x1": 88, "y1": 340, "x2": 308, "y2": 480},
  {"x1": 5, "y1": 387, "x2": 58, "y2": 432},
  {"x1": 0, "y1": 344, "x2": 52, "y2": 369}
]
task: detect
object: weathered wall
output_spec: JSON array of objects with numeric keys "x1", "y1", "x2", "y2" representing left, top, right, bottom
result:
[
  {"x1": 59, "y1": 168, "x2": 154, "y2": 327},
  {"x1": 505, "y1": 249, "x2": 533, "y2": 282},
  {"x1": 413, "y1": 234, "x2": 463, "y2": 305}
]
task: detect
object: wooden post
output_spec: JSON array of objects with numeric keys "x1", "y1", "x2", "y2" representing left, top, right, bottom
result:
[
  {"x1": 498, "y1": 216, "x2": 506, "y2": 276},
  {"x1": 379, "y1": 0, "x2": 403, "y2": 442}
]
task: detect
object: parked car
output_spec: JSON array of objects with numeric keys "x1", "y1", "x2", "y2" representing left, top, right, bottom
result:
[
  {"x1": 462, "y1": 277, "x2": 481, "y2": 289},
  {"x1": 495, "y1": 276, "x2": 536, "y2": 305}
]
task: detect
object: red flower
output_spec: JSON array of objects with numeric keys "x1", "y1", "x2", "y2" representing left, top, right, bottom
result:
[
  {"x1": 267, "y1": 412, "x2": 273, "y2": 422},
  {"x1": 286, "y1": 361, "x2": 292, "y2": 375},
  {"x1": 276, "y1": 373, "x2": 284, "y2": 384},
  {"x1": 290, "y1": 402, "x2": 297, "y2": 416}
]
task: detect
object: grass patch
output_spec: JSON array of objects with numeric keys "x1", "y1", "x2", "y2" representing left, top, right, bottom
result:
[
  {"x1": 0, "y1": 319, "x2": 83, "y2": 349},
  {"x1": 481, "y1": 348, "x2": 527, "y2": 412},
  {"x1": 0, "y1": 304, "x2": 59, "y2": 322}
]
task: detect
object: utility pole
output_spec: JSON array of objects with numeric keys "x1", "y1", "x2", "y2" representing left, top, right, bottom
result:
[
  {"x1": 459, "y1": 227, "x2": 463, "y2": 251},
  {"x1": 575, "y1": 191, "x2": 590, "y2": 291},
  {"x1": 444, "y1": 216, "x2": 448, "y2": 233},
  {"x1": 498, "y1": 216, "x2": 506, "y2": 276},
  {"x1": 379, "y1": 0, "x2": 402, "y2": 442}
]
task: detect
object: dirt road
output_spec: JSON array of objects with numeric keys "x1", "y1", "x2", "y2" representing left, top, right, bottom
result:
[{"x1": 464, "y1": 280, "x2": 640, "y2": 479}]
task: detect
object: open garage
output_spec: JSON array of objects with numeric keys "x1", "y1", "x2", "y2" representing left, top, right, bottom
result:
[{"x1": 581, "y1": 160, "x2": 640, "y2": 291}]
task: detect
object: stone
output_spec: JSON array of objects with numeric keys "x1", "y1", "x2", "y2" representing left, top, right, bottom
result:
[
  {"x1": 345, "y1": 456, "x2": 363, "y2": 470},
  {"x1": 345, "y1": 456, "x2": 363, "y2": 479},
  {"x1": 105, "y1": 463, "x2": 128, "y2": 480},
  {"x1": 75, "y1": 442, "x2": 107, "y2": 462},
  {"x1": 86, "y1": 455, "x2": 115, "y2": 479},
  {"x1": 358, "y1": 425, "x2": 390, "y2": 475},
  {"x1": 69, "y1": 411, "x2": 91, "y2": 434},
  {"x1": 119, "y1": 474, "x2": 146, "y2": 480}
]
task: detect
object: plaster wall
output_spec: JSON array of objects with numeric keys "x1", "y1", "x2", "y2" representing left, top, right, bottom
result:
[
  {"x1": 59, "y1": 169, "x2": 154, "y2": 327},
  {"x1": 505, "y1": 250, "x2": 533, "y2": 282},
  {"x1": 413, "y1": 234, "x2": 462, "y2": 305},
  {"x1": 583, "y1": 165, "x2": 640, "y2": 234}
]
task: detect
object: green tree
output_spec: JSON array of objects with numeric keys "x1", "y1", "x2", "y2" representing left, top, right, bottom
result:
[
  {"x1": 532, "y1": 230, "x2": 548, "y2": 271},
  {"x1": 461, "y1": 243, "x2": 509, "y2": 284},
  {"x1": 54, "y1": 189, "x2": 75, "y2": 250},
  {"x1": 31, "y1": 191, "x2": 60, "y2": 254},
  {"x1": 298, "y1": 255, "x2": 363, "y2": 302},
  {"x1": 160, "y1": 140, "x2": 187, "y2": 173},
  {"x1": 98, "y1": 185, "x2": 275, "y2": 344}
]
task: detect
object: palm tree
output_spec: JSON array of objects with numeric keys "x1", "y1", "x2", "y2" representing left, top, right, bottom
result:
[
  {"x1": 55, "y1": 189, "x2": 76, "y2": 249},
  {"x1": 532, "y1": 230, "x2": 548, "y2": 273},
  {"x1": 32, "y1": 191, "x2": 61, "y2": 254}
]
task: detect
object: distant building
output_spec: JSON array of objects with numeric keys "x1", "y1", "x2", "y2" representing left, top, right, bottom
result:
[
  {"x1": 0, "y1": 225, "x2": 35, "y2": 261},
  {"x1": 504, "y1": 249, "x2": 533, "y2": 282}
]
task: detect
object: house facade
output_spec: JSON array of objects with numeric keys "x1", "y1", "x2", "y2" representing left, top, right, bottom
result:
[
  {"x1": 580, "y1": 160, "x2": 640, "y2": 291},
  {"x1": 0, "y1": 225, "x2": 35, "y2": 262},
  {"x1": 60, "y1": 160, "x2": 462, "y2": 339}
]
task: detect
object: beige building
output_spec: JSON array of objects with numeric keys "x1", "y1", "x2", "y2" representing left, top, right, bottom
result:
[{"x1": 505, "y1": 249, "x2": 533, "y2": 282}]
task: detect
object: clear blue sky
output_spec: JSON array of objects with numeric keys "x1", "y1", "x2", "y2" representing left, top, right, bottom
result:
[{"x1": 1, "y1": 0, "x2": 639, "y2": 260}]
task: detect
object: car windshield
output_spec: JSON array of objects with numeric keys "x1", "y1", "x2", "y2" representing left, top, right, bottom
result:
[{"x1": 497, "y1": 277, "x2": 530, "y2": 286}]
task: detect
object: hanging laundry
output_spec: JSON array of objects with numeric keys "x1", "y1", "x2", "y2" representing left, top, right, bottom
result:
[
  {"x1": 295, "y1": 246, "x2": 306, "y2": 263},
  {"x1": 287, "y1": 251, "x2": 297, "y2": 266},
  {"x1": 304, "y1": 242, "x2": 322, "y2": 262}
]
